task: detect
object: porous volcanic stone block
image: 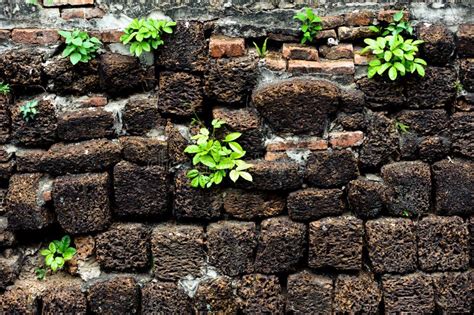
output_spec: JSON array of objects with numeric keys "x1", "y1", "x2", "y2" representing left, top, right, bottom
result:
[
  {"x1": 6, "y1": 173, "x2": 53, "y2": 231},
  {"x1": 0, "y1": 250, "x2": 22, "y2": 290},
  {"x1": 365, "y1": 218, "x2": 417, "y2": 274},
  {"x1": 0, "y1": 48, "x2": 43, "y2": 86},
  {"x1": 432, "y1": 159, "x2": 473, "y2": 216},
  {"x1": 357, "y1": 77, "x2": 404, "y2": 110},
  {"x1": 381, "y1": 161, "x2": 432, "y2": 216},
  {"x1": 223, "y1": 189, "x2": 285, "y2": 220},
  {"x1": 96, "y1": 223, "x2": 150, "y2": 272},
  {"x1": 193, "y1": 276, "x2": 238, "y2": 314},
  {"x1": 0, "y1": 160, "x2": 15, "y2": 181},
  {"x1": 334, "y1": 272, "x2": 382, "y2": 314},
  {"x1": 252, "y1": 79, "x2": 339, "y2": 136},
  {"x1": 286, "y1": 271, "x2": 332, "y2": 314},
  {"x1": 87, "y1": 276, "x2": 139, "y2": 315},
  {"x1": 396, "y1": 109, "x2": 449, "y2": 136},
  {"x1": 470, "y1": 216, "x2": 474, "y2": 265},
  {"x1": 255, "y1": 216, "x2": 306, "y2": 274},
  {"x1": 99, "y1": 53, "x2": 155, "y2": 95},
  {"x1": 156, "y1": 21, "x2": 208, "y2": 72},
  {"x1": 113, "y1": 161, "x2": 169, "y2": 218},
  {"x1": 287, "y1": 188, "x2": 345, "y2": 221},
  {"x1": 382, "y1": 273, "x2": 434, "y2": 314},
  {"x1": 207, "y1": 221, "x2": 256, "y2": 276},
  {"x1": 417, "y1": 23, "x2": 455, "y2": 65},
  {"x1": 460, "y1": 59, "x2": 474, "y2": 93},
  {"x1": 237, "y1": 274, "x2": 284, "y2": 314},
  {"x1": 417, "y1": 215, "x2": 469, "y2": 271},
  {"x1": 306, "y1": 150, "x2": 359, "y2": 188},
  {"x1": 165, "y1": 122, "x2": 188, "y2": 165},
  {"x1": 158, "y1": 71, "x2": 203, "y2": 117},
  {"x1": 57, "y1": 108, "x2": 114, "y2": 141},
  {"x1": 173, "y1": 169, "x2": 223, "y2": 220},
  {"x1": 457, "y1": 24, "x2": 474, "y2": 57},
  {"x1": 0, "y1": 287, "x2": 38, "y2": 314},
  {"x1": 451, "y1": 112, "x2": 473, "y2": 158},
  {"x1": 151, "y1": 224, "x2": 205, "y2": 281},
  {"x1": 236, "y1": 160, "x2": 302, "y2": 191},
  {"x1": 42, "y1": 283, "x2": 87, "y2": 315},
  {"x1": 309, "y1": 216, "x2": 363, "y2": 270},
  {"x1": 205, "y1": 55, "x2": 258, "y2": 105},
  {"x1": 122, "y1": 94, "x2": 162, "y2": 135},
  {"x1": 0, "y1": 217, "x2": 15, "y2": 247},
  {"x1": 120, "y1": 136, "x2": 168, "y2": 166},
  {"x1": 432, "y1": 272, "x2": 471, "y2": 313},
  {"x1": 347, "y1": 179, "x2": 387, "y2": 219},
  {"x1": 0, "y1": 98, "x2": 10, "y2": 144},
  {"x1": 11, "y1": 99, "x2": 57, "y2": 147},
  {"x1": 141, "y1": 281, "x2": 193, "y2": 314},
  {"x1": 53, "y1": 173, "x2": 111, "y2": 235}
]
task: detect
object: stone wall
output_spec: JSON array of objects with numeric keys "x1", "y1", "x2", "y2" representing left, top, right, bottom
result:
[{"x1": 0, "y1": 0, "x2": 473, "y2": 314}]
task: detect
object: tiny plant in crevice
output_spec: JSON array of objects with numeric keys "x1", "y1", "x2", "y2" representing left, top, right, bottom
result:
[
  {"x1": 120, "y1": 18, "x2": 176, "y2": 57},
  {"x1": 401, "y1": 209, "x2": 411, "y2": 217},
  {"x1": 184, "y1": 118, "x2": 253, "y2": 189},
  {"x1": 293, "y1": 7, "x2": 322, "y2": 44},
  {"x1": 369, "y1": 11, "x2": 413, "y2": 36},
  {"x1": 253, "y1": 38, "x2": 268, "y2": 58},
  {"x1": 0, "y1": 82, "x2": 10, "y2": 95},
  {"x1": 58, "y1": 30, "x2": 102, "y2": 65},
  {"x1": 395, "y1": 121, "x2": 410, "y2": 134},
  {"x1": 37, "y1": 235, "x2": 77, "y2": 280},
  {"x1": 20, "y1": 100, "x2": 39, "y2": 122},
  {"x1": 454, "y1": 80, "x2": 464, "y2": 94}
]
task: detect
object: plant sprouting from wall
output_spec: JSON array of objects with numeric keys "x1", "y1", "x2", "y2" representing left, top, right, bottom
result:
[
  {"x1": 37, "y1": 236, "x2": 77, "y2": 280},
  {"x1": 293, "y1": 7, "x2": 322, "y2": 44},
  {"x1": 184, "y1": 118, "x2": 253, "y2": 189},
  {"x1": 253, "y1": 38, "x2": 269, "y2": 58},
  {"x1": 20, "y1": 100, "x2": 39, "y2": 122},
  {"x1": 395, "y1": 121, "x2": 410, "y2": 134},
  {"x1": 369, "y1": 11, "x2": 413, "y2": 36},
  {"x1": 120, "y1": 18, "x2": 176, "y2": 57},
  {"x1": 0, "y1": 82, "x2": 10, "y2": 95},
  {"x1": 58, "y1": 30, "x2": 102, "y2": 65}
]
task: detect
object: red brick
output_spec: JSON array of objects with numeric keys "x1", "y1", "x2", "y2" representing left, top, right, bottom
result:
[
  {"x1": 288, "y1": 60, "x2": 355, "y2": 75},
  {"x1": 282, "y1": 43, "x2": 319, "y2": 61},
  {"x1": 345, "y1": 11, "x2": 375, "y2": 26},
  {"x1": 44, "y1": 0, "x2": 94, "y2": 6},
  {"x1": 354, "y1": 51, "x2": 372, "y2": 65},
  {"x1": 319, "y1": 43, "x2": 354, "y2": 60},
  {"x1": 329, "y1": 131, "x2": 364, "y2": 148},
  {"x1": 265, "y1": 152, "x2": 287, "y2": 161},
  {"x1": 264, "y1": 52, "x2": 287, "y2": 71},
  {"x1": 0, "y1": 30, "x2": 10, "y2": 41},
  {"x1": 90, "y1": 30, "x2": 123, "y2": 43},
  {"x1": 377, "y1": 10, "x2": 410, "y2": 23},
  {"x1": 11, "y1": 29, "x2": 60, "y2": 45},
  {"x1": 209, "y1": 35, "x2": 246, "y2": 58},
  {"x1": 77, "y1": 95, "x2": 108, "y2": 107},
  {"x1": 316, "y1": 29, "x2": 337, "y2": 40},
  {"x1": 321, "y1": 16, "x2": 344, "y2": 29},
  {"x1": 266, "y1": 137, "x2": 328, "y2": 151},
  {"x1": 61, "y1": 8, "x2": 105, "y2": 20}
]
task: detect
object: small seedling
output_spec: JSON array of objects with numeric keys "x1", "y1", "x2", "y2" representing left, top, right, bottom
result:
[
  {"x1": 370, "y1": 11, "x2": 413, "y2": 36},
  {"x1": 402, "y1": 210, "x2": 411, "y2": 217},
  {"x1": 454, "y1": 80, "x2": 464, "y2": 93},
  {"x1": 38, "y1": 236, "x2": 76, "y2": 278},
  {"x1": 395, "y1": 121, "x2": 410, "y2": 134},
  {"x1": 293, "y1": 7, "x2": 322, "y2": 44},
  {"x1": 0, "y1": 82, "x2": 10, "y2": 95},
  {"x1": 35, "y1": 268, "x2": 46, "y2": 280},
  {"x1": 253, "y1": 38, "x2": 268, "y2": 58},
  {"x1": 20, "y1": 100, "x2": 39, "y2": 122},
  {"x1": 58, "y1": 30, "x2": 102, "y2": 65}
]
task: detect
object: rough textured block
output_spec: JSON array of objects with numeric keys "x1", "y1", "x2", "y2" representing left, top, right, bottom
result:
[
  {"x1": 459, "y1": 58, "x2": 474, "y2": 92},
  {"x1": 120, "y1": 136, "x2": 168, "y2": 166},
  {"x1": 347, "y1": 179, "x2": 387, "y2": 219},
  {"x1": 255, "y1": 216, "x2": 306, "y2": 273},
  {"x1": 319, "y1": 43, "x2": 353, "y2": 60},
  {"x1": 286, "y1": 271, "x2": 332, "y2": 314},
  {"x1": 309, "y1": 216, "x2": 363, "y2": 270},
  {"x1": 382, "y1": 273, "x2": 434, "y2": 314},
  {"x1": 457, "y1": 24, "x2": 474, "y2": 57},
  {"x1": 42, "y1": 283, "x2": 87, "y2": 315},
  {"x1": 417, "y1": 23, "x2": 455, "y2": 65},
  {"x1": 53, "y1": 173, "x2": 111, "y2": 235},
  {"x1": 0, "y1": 96, "x2": 10, "y2": 143},
  {"x1": 151, "y1": 224, "x2": 205, "y2": 281},
  {"x1": 365, "y1": 218, "x2": 417, "y2": 274},
  {"x1": 223, "y1": 189, "x2": 285, "y2": 220},
  {"x1": 288, "y1": 60, "x2": 355, "y2": 76},
  {"x1": 207, "y1": 221, "x2": 256, "y2": 276},
  {"x1": 237, "y1": 274, "x2": 284, "y2": 314},
  {"x1": 158, "y1": 71, "x2": 203, "y2": 117},
  {"x1": 357, "y1": 77, "x2": 404, "y2": 110},
  {"x1": 287, "y1": 188, "x2": 345, "y2": 221},
  {"x1": 0, "y1": 250, "x2": 22, "y2": 290},
  {"x1": 381, "y1": 161, "x2": 432, "y2": 216},
  {"x1": 44, "y1": 0, "x2": 94, "y2": 6},
  {"x1": 417, "y1": 215, "x2": 469, "y2": 271},
  {"x1": 0, "y1": 217, "x2": 15, "y2": 247},
  {"x1": 0, "y1": 287, "x2": 38, "y2": 314},
  {"x1": 193, "y1": 276, "x2": 237, "y2": 314},
  {"x1": 338, "y1": 26, "x2": 375, "y2": 41},
  {"x1": 113, "y1": 161, "x2": 169, "y2": 218},
  {"x1": 122, "y1": 94, "x2": 162, "y2": 135},
  {"x1": 0, "y1": 49, "x2": 43, "y2": 86},
  {"x1": 451, "y1": 112, "x2": 473, "y2": 158},
  {"x1": 141, "y1": 281, "x2": 193, "y2": 314},
  {"x1": 396, "y1": 109, "x2": 449, "y2": 136},
  {"x1": 328, "y1": 131, "x2": 364, "y2": 148},
  {"x1": 57, "y1": 108, "x2": 114, "y2": 141},
  {"x1": 209, "y1": 35, "x2": 246, "y2": 58},
  {"x1": 96, "y1": 223, "x2": 150, "y2": 272},
  {"x1": 432, "y1": 272, "x2": 471, "y2": 313},
  {"x1": 0, "y1": 160, "x2": 15, "y2": 181},
  {"x1": 282, "y1": 43, "x2": 319, "y2": 60},
  {"x1": 306, "y1": 150, "x2": 359, "y2": 188},
  {"x1": 87, "y1": 276, "x2": 139, "y2": 315},
  {"x1": 334, "y1": 272, "x2": 382, "y2": 314}
]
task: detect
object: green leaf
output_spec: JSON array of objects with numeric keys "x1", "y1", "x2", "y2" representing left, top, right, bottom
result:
[
  {"x1": 45, "y1": 254, "x2": 54, "y2": 266},
  {"x1": 369, "y1": 59, "x2": 382, "y2": 67},
  {"x1": 187, "y1": 169, "x2": 200, "y2": 179},
  {"x1": 70, "y1": 52, "x2": 82, "y2": 65},
  {"x1": 415, "y1": 63, "x2": 425, "y2": 77},
  {"x1": 50, "y1": 261, "x2": 58, "y2": 272},
  {"x1": 369, "y1": 26, "x2": 380, "y2": 33},
  {"x1": 58, "y1": 30, "x2": 71, "y2": 39},
  {"x1": 224, "y1": 132, "x2": 241, "y2": 142},
  {"x1": 393, "y1": 62, "x2": 405, "y2": 75},
  {"x1": 62, "y1": 45, "x2": 76, "y2": 57},
  {"x1": 228, "y1": 142, "x2": 243, "y2": 153},
  {"x1": 377, "y1": 62, "x2": 391, "y2": 75},
  {"x1": 394, "y1": 11, "x2": 404, "y2": 22},
  {"x1": 71, "y1": 37, "x2": 82, "y2": 46},
  {"x1": 235, "y1": 160, "x2": 253, "y2": 171},
  {"x1": 229, "y1": 170, "x2": 240, "y2": 182},
  {"x1": 49, "y1": 242, "x2": 57, "y2": 253},
  {"x1": 40, "y1": 249, "x2": 51, "y2": 256},
  {"x1": 384, "y1": 50, "x2": 392, "y2": 62},
  {"x1": 184, "y1": 145, "x2": 201, "y2": 154},
  {"x1": 414, "y1": 58, "x2": 427, "y2": 66},
  {"x1": 368, "y1": 66, "x2": 378, "y2": 78},
  {"x1": 199, "y1": 155, "x2": 217, "y2": 168},
  {"x1": 239, "y1": 171, "x2": 253, "y2": 182},
  {"x1": 216, "y1": 158, "x2": 235, "y2": 170},
  {"x1": 388, "y1": 66, "x2": 398, "y2": 80},
  {"x1": 63, "y1": 248, "x2": 76, "y2": 260},
  {"x1": 191, "y1": 177, "x2": 199, "y2": 188}
]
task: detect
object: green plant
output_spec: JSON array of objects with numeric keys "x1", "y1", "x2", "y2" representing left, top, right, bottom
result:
[
  {"x1": 184, "y1": 118, "x2": 253, "y2": 188},
  {"x1": 293, "y1": 7, "x2": 322, "y2": 44},
  {"x1": 370, "y1": 11, "x2": 413, "y2": 36},
  {"x1": 35, "y1": 268, "x2": 46, "y2": 280},
  {"x1": 120, "y1": 18, "x2": 176, "y2": 57},
  {"x1": 0, "y1": 82, "x2": 10, "y2": 95},
  {"x1": 20, "y1": 100, "x2": 39, "y2": 122},
  {"x1": 402, "y1": 210, "x2": 411, "y2": 217},
  {"x1": 454, "y1": 80, "x2": 464, "y2": 93},
  {"x1": 58, "y1": 30, "x2": 102, "y2": 65},
  {"x1": 253, "y1": 38, "x2": 268, "y2": 58},
  {"x1": 39, "y1": 236, "x2": 76, "y2": 275},
  {"x1": 395, "y1": 121, "x2": 410, "y2": 134}
]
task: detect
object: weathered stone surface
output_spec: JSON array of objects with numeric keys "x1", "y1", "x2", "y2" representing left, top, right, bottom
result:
[
  {"x1": 396, "y1": 109, "x2": 449, "y2": 136},
  {"x1": 113, "y1": 161, "x2": 169, "y2": 218},
  {"x1": 255, "y1": 216, "x2": 306, "y2": 273},
  {"x1": 417, "y1": 23, "x2": 455, "y2": 65},
  {"x1": 309, "y1": 216, "x2": 363, "y2": 270},
  {"x1": 157, "y1": 21, "x2": 208, "y2": 72},
  {"x1": 286, "y1": 271, "x2": 332, "y2": 314},
  {"x1": 338, "y1": 26, "x2": 376, "y2": 41},
  {"x1": 287, "y1": 188, "x2": 345, "y2": 221},
  {"x1": 205, "y1": 55, "x2": 258, "y2": 105},
  {"x1": 99, "y1": 53, "x2": 155, "y2": 95},
  {"x1": 470, "y1": 216, "x2": 474, "y2": 265},
  {"x1": 459, "y1": 58, "x2": 474, "y2": 92},
  {"x1": 237, "y1": 274, "x2": 284, "y2": 314},
  {"x1": 282, "y1": 43, "x2": 319, "y2": 60},
  {"x1": 122, "y1": 94, "x2": 162, "y2": 135},
  {"x1": 158, "y1": 71, "x2": 203, "y2": 118},
  {"x1": 0, "y1": 48, "x2": 43, "y2": 86},
  {"x1": 457, "y1": 24, "x2": 474, "y2": 57},
  {"x1": 207, "y1": 221, "x2": 256, "y2": 276},
  {"x1": 53, "y1": 173, "x2": 111, "y2": 235},
  {"x1": 42, "y1": 283, "x2": 87, "y2": 315},
  {"x1": 318, "y1": 43, "x2": 354, "y2": 60},
  {"x1": 357, "y1": 77, "x2": 404, "y2": 110},
  {"x1": 87, "y1": 276, "x2": 139, "y2": 315},
  {"x1": 0, "y1": 217, "x2": 15, "y2": 247},
  {"x1": 236, "y1": 160, "x2": 302, "y2": 191},
  {"x1": 96, "y1": 223, "x2": 150, "y2": 272},
  {"x1": 141, "y1": 281, "x2": 193, "y2": 314},
  {"x1": 151, "y1": 224, "x2": 205, "y2": 281},
  {"x1": 366, "y1": 218, "x2": 417, "y2": 274},
  {"x1": 451, "y1": 112, "x2": 473, "y2": 158},
  {"x1": 382, "y1": 273, "x2": 435, "y2": 314},
  {"x1": 223, "y1": 189, "x2": 285, "y2": 220},
  {"x1": 334, "y1": 112, "x2": 366, "y2": 131},
  {"x1": 417, "y1": 215, "x2": 469, "y2": 271},
  {"x1": 11, "y1": 98, "x2": 57, "y2": 147},
  {"x1": 432, "y1": 159, "x2": 473, "y2": 216},
  {"x1": 306, "y1": 150, "x2": 359, "y2": 188},
  {"x1": 0, "y1": 96, "x2": 10, "y2": 143},
  {"x1": 340, "y1": 88, "x2": 365, "y2": 113},
  {"x1": 0, "y1": 250, "x2": 22, "y2": 290},
  {"x1": 334, "y1": 272, "x2": 382, "y2": 314},
  {"x1": 252, "y1": 79, "x2": 339, "y2": 135},
  {"x1": 432, "y1": 272, "x2": 471, "y2": 313},
  {"x1": 0, "y1": 286, "x2": 38, "y2": 314},
  {"x1": 57, "y1": 108, "x2": 114, "y2": 141},
  {"x1": 165, "y1": 121, "x2": 188, "y2": 165},
  {"x1": 173, "y1": 169, "x2": 223, "y2": 220},
  {"x1": 6, "y1": 173, "x2": 53, "y2": 231},
  {"x1": 381, "y1": 161, "x2": 431, "y2": 216},
  {"x1": 120, "y1": 136, "x2": 168, "y2": 166},
  {"x1": 347, "y1": 179, "x2": 387, "y2": 219},
  {"x1": 0, "y1": 160, "x2": 15, "y2": 181},
  {"x1": 209, "y1": 35, "x2": 246, "y2": 58},
  {"x1": 194, "y1": 276, "x2": 238, "y2": 314}
]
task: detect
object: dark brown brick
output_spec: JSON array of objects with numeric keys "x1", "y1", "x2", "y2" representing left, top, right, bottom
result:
[
  {"x1": 57, "y1": 108, "x2": 114, "y2": 141},
  {"x1": 306, "y1": 150, "x2": 359, "y2": 188},
  {"x1": 432, "y1": 271, "x2": 471, "y2": 313},
  {"x1": 87, "y1": 276, "x2": 139, "y2": 315},
  {"x1": 42, "y1": 282, "x2": 87, "y2": 315},
  {"x1": 357, "y1": 77, "x2": 404, "y2": 110},
  {"x1": 287, "y1": 188, "x2": 345, "y2": 221},
  {"x1": 0, "y1": 250, "x2": 22, "y2": 290},
  {"x1": 286, "y1": 271, "x2": 332, "y2": 314},
  {"x1": 0, "y1": 48, "x2": 43, "y2": 86},
  {"x1": 122, "y1": 94, "x2": 162, "y2": 136},
  {"x1": 0, "y1": 286, "x2": 38, "y2": 314},
  {"x1": 417, "y1": 23, "x2": 455, "y2": 65},
  {"x1": 120, "y1": 136, "x2": 168, "y2": 166},
  {"x1": 223, "y1": 189, "x2": 285, "y2": 220},
  {"x1": 457, "y1": 24, "x2": 474, "y2": 58},
  {"x1": 347, "y1": 179, "x2": 387, "y2": 219},
  {"x1": 237, "y1": 274, "x2": 284, "y2": 314},
  {"x1": 0, "y1": 96, "x2": 10, "y2": 144},
  {"x1": 193, "y1": 276, "x2": 238, "y2": 314},
  {"x1": 334, "y1": 272, "x2": 382, "y2": 314},
  {"x1": 141, "y1": 281, "x2": 193, "y2": 314},
  {"x1": 396, "y1": 109, "x2": 449, "y2": 136},
  {"x1": 451, "y1": 111, "x2": 473, "y2": 158}
]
